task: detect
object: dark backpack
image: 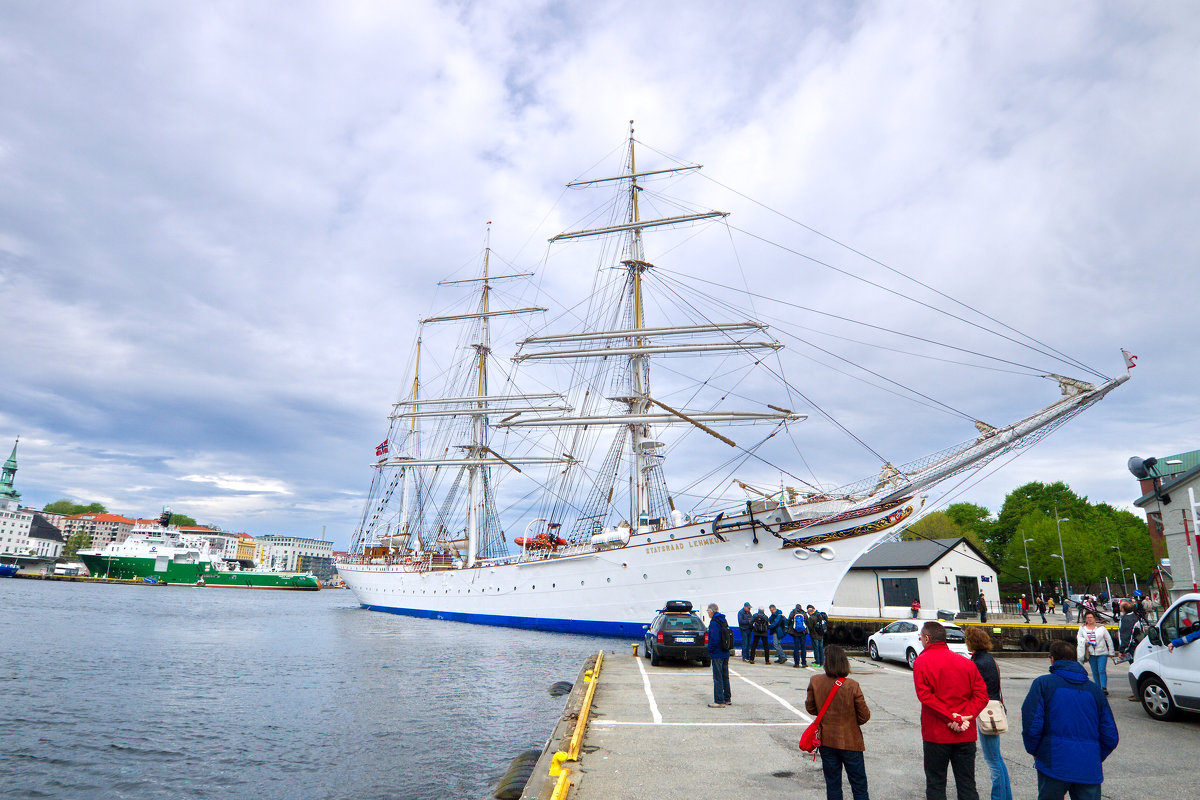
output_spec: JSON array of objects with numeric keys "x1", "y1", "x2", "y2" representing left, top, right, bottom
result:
[
  {"x1": 752, "y1": 613, "x2": 769, "y2": 634},
  {"x1": 812, "y1": 612, "x2": 828, "y2": 637},
  {"x1": 719, "y1": 619, "x2": 735, "y2": 651}
]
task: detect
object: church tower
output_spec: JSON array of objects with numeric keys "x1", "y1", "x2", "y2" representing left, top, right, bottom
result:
[{"x1": 0, "y1": 438, "x2": 21, "y2": 511}]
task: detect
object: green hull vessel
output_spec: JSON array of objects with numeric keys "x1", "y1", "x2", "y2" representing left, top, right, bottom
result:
[{"x1": 78, "y1": 529, "x2": 320, "y2": 590}]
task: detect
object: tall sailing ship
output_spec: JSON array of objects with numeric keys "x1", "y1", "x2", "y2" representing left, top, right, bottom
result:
[{"x1": 336, "y1": 126, "x2": 1127, "y2": 637}]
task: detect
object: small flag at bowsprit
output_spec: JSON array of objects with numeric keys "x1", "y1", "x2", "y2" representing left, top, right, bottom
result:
[
  {"x1": 1121, "y1": 349, "x2": 1138, "y2": 370},
  {"x1": 375, "y1": 440, "x2": 389, "y2": 457}
]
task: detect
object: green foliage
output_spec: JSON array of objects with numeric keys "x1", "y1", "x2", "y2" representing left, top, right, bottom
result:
[
  {"x1": 944, "y1": 503, "x2": 997, "y2": 556},
  {"x1": 42, "y1": 499, "x2": 106, "y2": 516},
  {"x1": 63, "y1": 531, "x2": 92, "y2": 559},
  {"x1": 904, "y1": 511, "x2": 988, "y2": 554},
  {"x1": 168, "y1": 513, "x2": 198, "y2": 527}
]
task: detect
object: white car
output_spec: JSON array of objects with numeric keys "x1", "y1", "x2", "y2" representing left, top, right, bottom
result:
[
  {"x1": 867, "y1": 619, "x2": 970, "y2": 668},
  {"x1": 1128, "y1": 592, "x2": 1200, "y2": 721}
]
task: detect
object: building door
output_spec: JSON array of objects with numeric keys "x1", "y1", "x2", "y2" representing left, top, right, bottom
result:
[{"x1": 956, "y1": 576, "x2": 979, "y2": 613}]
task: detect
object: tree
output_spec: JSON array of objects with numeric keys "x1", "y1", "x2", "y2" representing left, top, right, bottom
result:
[
  {"x1": 63, "y1": 531, "x2": 92, "y2": 559},
  {"x1": 168, "y1": 513, "x2": 198, "y2": 527},
  {"x1": 43, "y1": 500, "x2": 107, "y2": 516},
  {"x1": 993, "y1": 482, "x2": 1088, "y2": 556},
  {"x1": 903, "y1": 511, "x2": 988, "y2": 554},
  {"x1": 944, "y1": 503, "x2": 998, "y2": 558}
]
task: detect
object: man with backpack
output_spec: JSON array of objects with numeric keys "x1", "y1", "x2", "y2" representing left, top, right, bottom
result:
[
  {"x1": 807, "y1": 604, "x2": 828, "y2": 667},
  {"x1": 706, "y1": 603, "x2": 732, "y2": 707},
  {"x1": 737, "y1": 602, "x2": 753, "y2": 662},
  {"x1": 749, "y1": 607, "x2": 771, "y2": 664},
  {"x1": 787, "y1": 603, "x2": 808, "y2": 668}
]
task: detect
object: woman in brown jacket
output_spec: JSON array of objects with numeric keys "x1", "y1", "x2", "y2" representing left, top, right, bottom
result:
[{"x1": 804, "y1": 645, "x2": 871, "y2": 800}]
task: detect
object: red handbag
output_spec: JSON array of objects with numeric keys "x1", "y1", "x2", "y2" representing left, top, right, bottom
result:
[{"x1": 799, "y1": 678, "x2": 844, "y2": 754}]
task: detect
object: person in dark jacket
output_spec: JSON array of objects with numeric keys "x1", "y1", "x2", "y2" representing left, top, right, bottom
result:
[
  {"x1": 749, "y1": 607, "x2": 771, "y2": 664},
  {"x1": 768, "y1": 604, "x2": 788, "y2": 663},
  {"x1": 976, "y1": 592, "x2": 988, "y2": 624},
  {"x1": 1021, "y1": 640, "x2": 1118, "y2": 800},
  {"x1": 805, "y1": 645, "x2": 870, "y2": 800},
  {"x1": 737, "y1": 602, "x2": 753, "y2": 662},
  {"x1": 1115, "y1": 601, "x2": 1141, "y2": 662},
  {"x1": 965, "y1": 627, "x2": 1011, "y2": 800},
  {"x1": 706, "y1": 603, "x2": 731, "y2": 707},
  {"x1": 788, "y1": 603, "x2": 809, "y2": 667},
  {"x1": 807, "y1": 604, "x2": 827, "y2": 666}
]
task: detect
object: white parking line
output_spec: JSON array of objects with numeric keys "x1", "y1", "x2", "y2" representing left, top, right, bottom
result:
[
  {"x1": 729, "y1": 668, "x2": 814, "y2": 721},
  {"x1": 634, "y1": 654, "x2": 663, "y2": 724}
]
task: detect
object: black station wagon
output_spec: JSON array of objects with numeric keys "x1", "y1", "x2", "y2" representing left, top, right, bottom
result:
[{"x1": 643, "y1": 600, "x2": 710, "y2": 666}]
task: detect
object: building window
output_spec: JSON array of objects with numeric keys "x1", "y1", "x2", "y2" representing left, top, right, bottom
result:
[{"x1": 881, "y1": 577, "x2": 919, "y2": 607}]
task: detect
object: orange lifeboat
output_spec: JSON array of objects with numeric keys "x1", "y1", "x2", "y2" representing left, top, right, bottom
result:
[{"x1": 514, "y1": 533, "x2": 568, "y2": 550}]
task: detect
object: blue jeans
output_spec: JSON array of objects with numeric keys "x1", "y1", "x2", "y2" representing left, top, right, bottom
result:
[
  {"x1": 792, "y1": 633, "x2": 808, "y2": 666},
  {"x1": 772, "y1": 634, "x2": 786, "y2": 661},
  {"x1": 1036, "y1": 771, "x2": 1100, "y2": 800},
  {"x1": 819, "y1": 746, "x2": 869, "y2": 800},
  {"x1": 711, "y1": 656, "x2": 731, "y2": 703},
  {"x1": 740, "y1": 627, "x2": 752, "y2": 660},
  {"x1": 978, "y1": 733, "x2": 1012, "y2": 800},
  {"x1": 812, "y1": 637, "x2": 825, "y2": 664},
  {"x1": 1087, "y1": 654, "x2": 1108, "y2": 690}
]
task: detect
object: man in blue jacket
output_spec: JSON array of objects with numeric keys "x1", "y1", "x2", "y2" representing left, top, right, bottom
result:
[
  {"x1": 768, "y1": 604, "x2": 788, "y2": 663},
  {"x1": 1021, "y1": 640, "x2": 1118, "y2": 800},
  {"x1": 737, "y1": 602, "x2": 753, "y2": 662},
  {"x1": 706, "y1": 603, "x2": 732, "y2": 707}
]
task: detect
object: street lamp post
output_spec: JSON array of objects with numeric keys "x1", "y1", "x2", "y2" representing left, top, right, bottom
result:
[
  {"x1": 1053, "y1": 503, "x2": 1070, "y2": 597},
  {"x1": 1051, "y1": 553, "x2": 1070, "y2": 601},
  {"x1": 1021, "y1": 536, "x2": 1036, "y2": 600},
  {"x1": 1110, "y1": 544, "x2": 1127, "y2": 596}
]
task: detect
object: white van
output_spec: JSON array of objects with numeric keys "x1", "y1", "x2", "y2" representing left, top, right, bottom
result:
[{"x1": 1128, "y1": 592, "x2": 1200, "y2": 721}]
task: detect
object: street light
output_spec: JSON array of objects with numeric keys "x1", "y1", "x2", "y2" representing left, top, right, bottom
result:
[
  {"x1": 1053, "y1": 503, "x2": 1070, "y2": 597},
  {"x1": 1110, "y1": 544, "x2": 1127, "y2": 596},
  {"x1": 1021, "y1": 536, "x2": 1036, "y2": 600}
]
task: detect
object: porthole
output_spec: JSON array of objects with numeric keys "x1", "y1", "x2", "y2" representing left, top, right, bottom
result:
[
  {"x1": 606, "y1": 577, "x2": 612, "y2": 583},
  {"x1": 645, "y1": 537, "x2": 652, "y2": 543},
  {"x1": 686, "y1": 569, "x2": 692, "y2": 575},
  {"x1": 669, "y1": 533, "x2": 675, "y2": 539},
  {"x1": 622, "y1": 563, "x2": 628, "y2": 568},
  {"x1": 643, "y1": 573, "x2": 648, "y2": 580},
  {"x1": 757, "y1": 563, "x2": 764, "y2": 569},
  {"x1": 725, "y1": 565, "x2": 731, "y2": 572},
  {"x1": 580, "y1": 580, "x2": 585, "y2": 585},
  {"x1": 552, "y1": 583, "x2": 556, "y2": 588}
]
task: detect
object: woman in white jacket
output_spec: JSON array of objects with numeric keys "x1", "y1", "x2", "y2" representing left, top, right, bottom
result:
[{"x1": 1077, "y1": 610, "x2": 1115, "y2": 694}]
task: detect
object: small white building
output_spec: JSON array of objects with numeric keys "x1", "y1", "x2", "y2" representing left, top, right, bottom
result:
[{"x1": 831, "y1": 537, "x2": 1000, "y2": 619}]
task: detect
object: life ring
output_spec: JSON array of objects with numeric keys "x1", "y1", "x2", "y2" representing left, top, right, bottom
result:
[
  {"x1": 1020, "y1": 634, "x2": 1040, "y2": 652},
  {"x1": 832, "y1": 624, "x2": 850, "y2": 644}
]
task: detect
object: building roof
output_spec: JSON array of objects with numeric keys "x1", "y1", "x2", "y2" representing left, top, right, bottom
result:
[
  {"x1": 1134, "y1": 461, "x2": 1200, "y2": 508},
  {"x1": 68, "y1": 513, "x2": 135, "y2": 523},
  {"x1": 848, "y1": 537, "x2": 996, "y2": 572},
  {"x1": 29, "y1": 514, "x2": 64, "y2": 542}
]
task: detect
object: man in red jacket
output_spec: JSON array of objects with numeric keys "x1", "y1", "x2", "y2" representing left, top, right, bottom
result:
[{"x1": 913, "y1": 621, "x2": 989, "y2": 800}]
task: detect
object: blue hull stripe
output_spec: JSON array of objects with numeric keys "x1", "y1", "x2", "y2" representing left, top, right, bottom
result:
[{"x1": 361, "y1": 604, "x2": 650, "y2": 638}]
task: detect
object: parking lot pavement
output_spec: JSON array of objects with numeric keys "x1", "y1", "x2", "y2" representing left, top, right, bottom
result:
[{"x1": 568, "y1": 652, "x2": 1199, "y2": 799}]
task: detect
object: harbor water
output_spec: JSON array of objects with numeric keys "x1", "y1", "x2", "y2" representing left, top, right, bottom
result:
[{"x1": 0, "y1": 579, "x2": 611, "y2": 799}]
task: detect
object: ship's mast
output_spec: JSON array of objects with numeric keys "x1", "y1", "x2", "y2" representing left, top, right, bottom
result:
[
  {"x1": 626, "y1": 126, "x2": 653, "y2": 531},
  {"x1": 402, "y1": 335, "x2": 422, "y2": 555},
  {"x1": 467, "y1": 227, "x2": 493, "y2": 567}
]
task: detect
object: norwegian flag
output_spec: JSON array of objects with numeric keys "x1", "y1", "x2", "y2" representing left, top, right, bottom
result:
[
  {"x1": 1121, "y1": 349, "x2": 1138, "y2": 370},
  {"x1": 375, "y1": 439, "x2": 389, "y2": 457}
]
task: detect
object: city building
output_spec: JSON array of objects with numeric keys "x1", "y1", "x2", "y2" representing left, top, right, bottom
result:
[
  {"x1": 27, "y1": 513, "x2": 65, "y2": 559},
  {"x1": 256, "y1": 534, "x2": 334, "y2": 579},
  {"x1": 61, "y1": 513, "x2": 136, "y2": 550},
  {"x1": 0, "y1": 439, "x2": 34, "y2": 557},
  {"x1": 1132, "y1": 449, "x2": 1200, "y2": 603},
  {"x1": 831, "y1": 537, "x2": 1000, "y2": 618}
]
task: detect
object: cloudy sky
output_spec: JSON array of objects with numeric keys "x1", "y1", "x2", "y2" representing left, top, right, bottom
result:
[{"x1": 2, "y1": 2, "x2": 1196, "y2": 548}]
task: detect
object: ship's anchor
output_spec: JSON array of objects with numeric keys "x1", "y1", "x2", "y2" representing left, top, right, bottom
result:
[{"x1": 710, "y1": 503, "x2": 783, "y2": 545}]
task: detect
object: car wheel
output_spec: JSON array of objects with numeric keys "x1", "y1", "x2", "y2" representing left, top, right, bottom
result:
[
  {"x1": 1140, "y1": 675, "x2": 1180, "y2": 721},
  {"x1": 868, "y1": 641, "x2": 880, "y2": 661},
  {"x1": 906, "y1": 648, "x2": 918, "y2": 669},
  {"x1": 650, "y1": 647, "x2": 661, "y2": 666}
]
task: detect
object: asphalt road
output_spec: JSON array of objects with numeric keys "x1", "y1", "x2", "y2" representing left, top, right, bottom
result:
[{"x1": 567, "y1": 649, "x2": 1198, "y2": 799}]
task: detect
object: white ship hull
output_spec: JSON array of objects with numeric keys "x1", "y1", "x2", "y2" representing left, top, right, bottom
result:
[{"x1": 337, "y1": 497, "x2": 923, "y2": 637}]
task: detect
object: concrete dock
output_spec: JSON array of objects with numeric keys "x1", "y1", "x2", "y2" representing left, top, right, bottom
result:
[{"x1": 524, "y1": 648, "x2": 1198, "y2": 799}]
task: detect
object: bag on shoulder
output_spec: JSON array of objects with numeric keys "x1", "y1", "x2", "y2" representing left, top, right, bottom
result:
[
  {"x1": 812, "y1": 613, "x2": 828, "y2": 637},
  {"x1": 799, "y1": 678, "x2": 844, "y2": 754},
  {"x1": 979, "y1": 699, "x2": 1008, "y2": 734},
  {"x1": 719, "y1": 619, "x2": 735, "y2": 651},
  {"x1": 752, "y1": 614, "x2": 768, "y2": 634}
]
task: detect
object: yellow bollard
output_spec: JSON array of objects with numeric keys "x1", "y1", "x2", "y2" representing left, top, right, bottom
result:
[
  {"x1": 549, "y1": 750, "x2": 569, "y2": 777},
  {"x1": 583, "y1": 669, "x2": 594, "y2": 682},
  {"x1": 631, "y1": 642, "x2": 639, "y2": 657}
]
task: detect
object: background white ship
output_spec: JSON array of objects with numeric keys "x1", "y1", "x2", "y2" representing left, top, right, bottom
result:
[{"x1": 336, "y1": 126, "x2": 1126, "y2": 637}]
